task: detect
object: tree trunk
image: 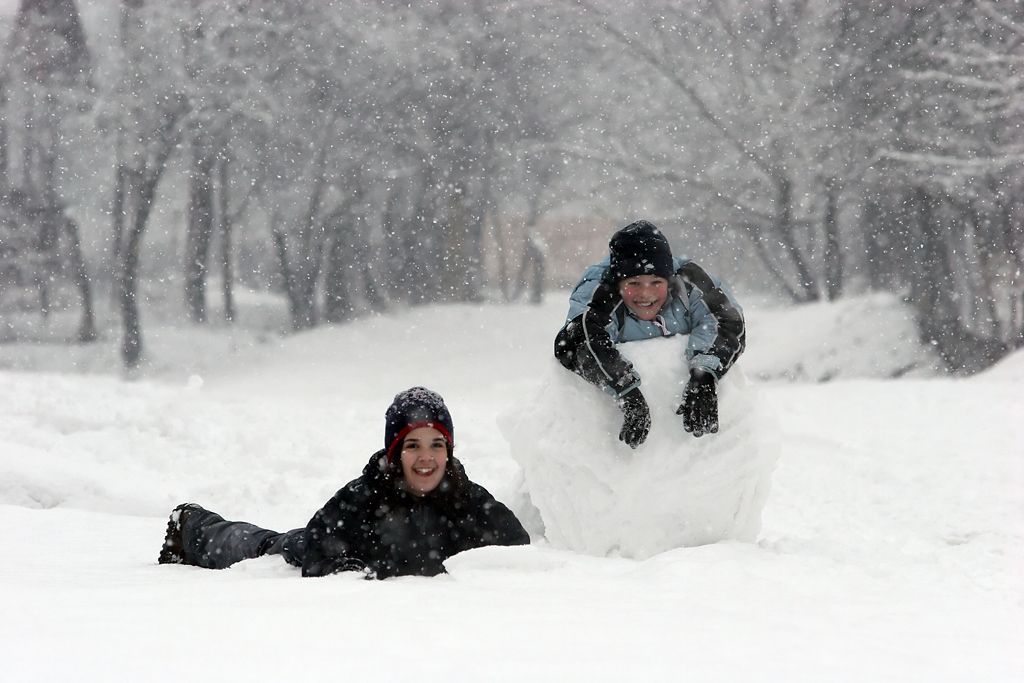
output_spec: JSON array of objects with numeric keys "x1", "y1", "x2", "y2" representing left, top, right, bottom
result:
[
  {"x1": 527, "y1": 235, "x2": 545, "y2": 305},
  {"x1": 774, "y1": 175, "x2": 819, "y2": 302},
  {"x1": 322, "y1": 218, "x2": 352, "y2": 324},
  {"x1": 362, "y1": 255, "x2": 387, "y2": 312},
  {"x1": 120, "y1": 162, "x2": 171, "y2": 366},
  {"x1": 382, "y1": 183, "x2": 405, "y2": 302},
  {"x1": 862, "y1": 197, "x2": 889, "y2": 290},
  {"x1": 966, "y1": 205, "x2": 1001, "y2": 340},
  {"x1": 822, "y1": 176, "x2": 843, "y2": 301},
  {"x1": 111, "y1": 134, "x2": 127, "y2": 289},
  {"x1": 738, "y1": 222, "x2": 802, "y2": 303},
  {"x1": 118, "y1": 124, "x2": 184, "y2": 367},
  {"x1": 512, "y1": 228, "x2": 547, "y2": 305},
  {"x1": 184, "y1": 133, "x2": 216, "y2": 323},
  {"x1": 273, "y1": 115, "x2": 335, "y2": 329},
  {"x1": 21, "y1": 110, "x2": 33, "y2": 188},
  {"x1": 0, "y1": 81, "x2": 7, "y2": 186},
  {"x1": 906, "y1": 188, "x2": 1009, "y2": 373},
  {"x1": 910, "y1": 187, "x2": 956, "y2": 346},
  {"x1": 463, "y1": 151, "x2": 494, "y2": 303},
  {"x1": 62, "y1": 215, "x2": 96, "y2": 342},
  {"x1": 120, "y1": 240, "x2": 143, "y2": 367},
  {"x1": 272, "y1": 217, "x2": 320, "y2": 331},
  {"x1": 217, "y1": 153, "x2": 234, "y2": 323},
  {"x1": 491, "y1": 214, "x2": 510, "y2": 301},
  {"x1": 406, "y1": 178, "x2": 437, "y2": 304},
  {"x1": 442, "y1": 189, "x2": 471, "y2": 301},
  {"x1": 999, "y1": 200, "x2": 1024, "y2": 346},
  {"x1": 512, "y1": 168, "x2": 550, "y2": 305},
  {"x1": 464, "y1": 196, "x2": 486, "y2": 303},
  {"x1": 119, "y1": 170, "x2": 147, "y2": 367},
  {"x1": 510, "y1": 232, "x2": 549, "y2": 303},
  {"x1": 272, "y1": 215, "x2": 303, "y2": 331}
]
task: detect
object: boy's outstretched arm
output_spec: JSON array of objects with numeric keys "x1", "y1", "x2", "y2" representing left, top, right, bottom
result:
[
  {"x1": 554, "y1": 279, "x2": 651, "y2": 448},
  {"x1": 554, "y1": 278, "x2": 639, "y2": 396},
  {"x1": 680, "y1": 261, "x2": 746, "y2": 379}
]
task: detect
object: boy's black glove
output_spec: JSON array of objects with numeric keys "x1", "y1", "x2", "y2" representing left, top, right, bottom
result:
[
  {"x1": 617, "y1": 387, "x2": 651, "y2": 449},
  {"x1": 677, "y1": 369, "x2": 719, "y2": 437}
]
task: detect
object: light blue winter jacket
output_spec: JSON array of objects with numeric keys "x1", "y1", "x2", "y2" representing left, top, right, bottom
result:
[{"x1": 560, "y1": 256, "x2": 745, "y2": 389}]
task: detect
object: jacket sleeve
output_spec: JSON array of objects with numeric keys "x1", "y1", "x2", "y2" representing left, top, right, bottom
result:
[
  {"x1": 457, "y1": 484, "x2": 530, "y2": 550},
  {"x1": 679, "y1": 261, "x2": 746, "y2": 379},
  {"x1": 301, "y1": 483, "x2": 372, "y2": 578},
  {"x1": 554, "y1": 275, "x2": 641, "y2": 397}
]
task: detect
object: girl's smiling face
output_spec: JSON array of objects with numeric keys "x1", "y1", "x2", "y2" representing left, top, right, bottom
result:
[{"x1": 399, "y1": 426, "x2": 448, "y2": 496}]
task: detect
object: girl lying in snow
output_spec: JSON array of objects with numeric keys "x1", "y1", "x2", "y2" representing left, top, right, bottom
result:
[{"x1": 158, "y1": 387, "x2": 529, "y2": 578}]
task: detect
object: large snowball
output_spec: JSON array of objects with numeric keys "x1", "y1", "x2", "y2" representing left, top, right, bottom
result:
[{"x1": 500, "y1": 337, "x2": 780, "y2": 558}]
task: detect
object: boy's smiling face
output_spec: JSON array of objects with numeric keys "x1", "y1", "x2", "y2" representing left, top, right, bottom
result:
[{"x1": 618, "y1": 275, "x2": 669, "y2": 321}]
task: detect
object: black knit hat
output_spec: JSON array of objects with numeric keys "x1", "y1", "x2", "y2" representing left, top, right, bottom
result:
[
  {"x1": 608, "y1": 220, "x2": 674, "y2": 282},
  {"x1": 384, "y1": 387, "x2": 454, "y2": 464}
]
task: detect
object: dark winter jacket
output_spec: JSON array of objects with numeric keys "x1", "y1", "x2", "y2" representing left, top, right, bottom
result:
[
  {"x1": 555, "y1": 256, "x2": 745, "y2": 396},
  {"x1": 297, "y1": 450, "x2": 529, "y2": 579}
]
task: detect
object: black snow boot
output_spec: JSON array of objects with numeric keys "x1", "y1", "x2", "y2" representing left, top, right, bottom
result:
[{"x1": 158, "y1": 503, "x2": 204, "y2": 565}]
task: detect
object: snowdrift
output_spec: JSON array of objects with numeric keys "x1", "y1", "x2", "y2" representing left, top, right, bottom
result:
[
  {"x1": 501, "y1": 337, "x2": 780, "y2": 558},
  {"x1": 740, "y1": 292, "x2": 941, "y2": 381}
]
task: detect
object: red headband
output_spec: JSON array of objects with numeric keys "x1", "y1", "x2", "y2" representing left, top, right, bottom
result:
[{"x1": 385, "y1": 421, "x2": 454, "y2": 464}]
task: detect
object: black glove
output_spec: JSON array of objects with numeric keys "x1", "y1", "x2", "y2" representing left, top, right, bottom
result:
[
  {"x1": 677, "y1": 369, "x2": 719, "y2": 437},
  {"x1": 617, "y1": 388, "x2": 651, "y2": 449}
]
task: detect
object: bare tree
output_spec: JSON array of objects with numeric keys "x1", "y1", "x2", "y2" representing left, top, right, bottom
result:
[
  {"x1": 837, "y1": 0, "x2": 1022, "y2": 369},
  {"x1": 1, "y1": 0, "x2": 96, "y2": 341},
  {"x1": 99, "y1": 0, "x2": 190, "y2": 367},
  {"x1": 574, "y1": 0, "x2": 844, "y2": 302}
]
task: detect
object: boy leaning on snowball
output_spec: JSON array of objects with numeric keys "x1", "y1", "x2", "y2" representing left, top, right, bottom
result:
[{"x1": 554, "y1": 220, "x2": 746, "y2": 448}]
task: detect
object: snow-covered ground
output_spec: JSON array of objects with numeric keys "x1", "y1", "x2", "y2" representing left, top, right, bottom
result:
[{"x1": 1, "y1": 292, "x2": 1021, "y2": 681}]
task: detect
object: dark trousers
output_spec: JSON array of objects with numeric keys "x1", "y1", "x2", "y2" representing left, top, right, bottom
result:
[{"x1": 181, "y1": 506, "x2": 306, "y2": 569}]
